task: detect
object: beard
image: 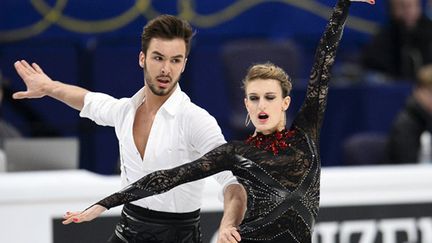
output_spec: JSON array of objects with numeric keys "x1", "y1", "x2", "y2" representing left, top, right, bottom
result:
[{"x1": 143, "y1": 63, "x2": 180, "y2": 97}]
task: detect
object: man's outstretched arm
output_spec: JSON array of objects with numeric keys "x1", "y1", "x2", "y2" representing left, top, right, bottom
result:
[{"x1": 13, "y1": 60, "x2": 89, "y2": 110}]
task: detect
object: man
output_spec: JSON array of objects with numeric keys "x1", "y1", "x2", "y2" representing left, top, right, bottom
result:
[
  {"x1": 13, "y1": 15, "x2": 246, "y2": 243},
  {"x1": 0, "y1": 70, "x2": 21, "y2": 149},
  {"x1": 362, "y1": 0, "x2": 432, "y2": 81},
  {"x1": 388, "y1": 64, "x2": 432, "y2": 164}
]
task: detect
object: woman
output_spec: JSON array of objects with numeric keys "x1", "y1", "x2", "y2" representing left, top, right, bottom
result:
[{"x1": 63, "y1": 0, "x2": 373, "y2": 242}]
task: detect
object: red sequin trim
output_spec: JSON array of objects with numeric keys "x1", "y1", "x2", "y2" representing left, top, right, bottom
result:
[{"x1": 245, "y1": 129, "x2": 295, "y2": 155}]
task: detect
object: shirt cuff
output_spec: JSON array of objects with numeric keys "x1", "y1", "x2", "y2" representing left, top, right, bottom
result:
[
  {"x1": 218, "y1": 174, "x2": 240, "y2": 202},
  {"x1": 79, "y1": 92, "x2": 96, "y2": 118}
]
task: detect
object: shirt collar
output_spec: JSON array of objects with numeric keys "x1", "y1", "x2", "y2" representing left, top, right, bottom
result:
[
  {"x1": 130, "y1": 84, "x2": 183, "y2": 117},
  {"x1": 161, "y1": 84, "x2": 183, "y2": 116}
]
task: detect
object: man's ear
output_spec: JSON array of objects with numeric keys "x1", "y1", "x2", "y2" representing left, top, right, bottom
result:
[
  {"x1": 139, "y1": 51, "x2": 145, "y2": 68},
  {"x1": 181, "y1": 58, "x2": 188, "y2": 73}
]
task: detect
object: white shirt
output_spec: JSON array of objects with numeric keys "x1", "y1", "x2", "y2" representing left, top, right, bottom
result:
[{"x1": 80, "y1": 85, "x2": 237, "y2": 212}]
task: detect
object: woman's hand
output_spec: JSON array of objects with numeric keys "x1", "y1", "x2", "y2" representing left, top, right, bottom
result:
[{"x1": 62, "y1": 204, "x2": 107, "y2": 225}]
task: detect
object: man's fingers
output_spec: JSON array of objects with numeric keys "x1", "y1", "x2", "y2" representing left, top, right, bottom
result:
[
  {"x1": 12, "y1": 91, "x2": 42, "y2": 99},
  {"x1": 232, "y1": 230, "x2": 241, "y2": 241},
  {"x1": 15, "y1": 60, "x2": 37, "y2": 76},
  {"x1": 218, "y1": 227, "x2": 241, "y2": 243},
  {"x1": 12, "y1": 91, "x2": 28, "y2": 99},
  {"x1": 20, "y1": 60, "x2": 34, "y2": 72},
  {"x1": 32, "y1": 62, "x2": 44, "y2": 74},
  {"x1": 228, "y1": 235, "x2": 239, "y2": 243},
  {"x1": 226, "y1": 232, "x2": 240, "y2": 243},
  {"x1": 222, "y1": 235, "x2": 238, "y2": 243},
  {"x1": 14, "y1": 61, "x2": 30, "y2": 78}
]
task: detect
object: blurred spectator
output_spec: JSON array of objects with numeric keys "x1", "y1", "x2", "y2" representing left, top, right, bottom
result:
[
  {"x1": 0, "y1": 70, "x2": 22, "y2": 171},
  {"x1": 0, "y1": 70, "x2": 21, "y2": 149},
  {"x1": 388, "y1": 64, "x2": 432, "y2": 163},
  {"x1": 427, "y1": 0, "x2": 432, "y2": 19},
  {"x1": 361, "y1": 0, "x2": 432, "y2": 82}
]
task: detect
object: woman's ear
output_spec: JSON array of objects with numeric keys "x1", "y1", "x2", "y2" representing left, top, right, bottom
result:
[
  {"x1": 244, "y1": 97, "x2": 249, "y2": 112},
  {"x1": 283, "y1": 96, "x2": 291, "y2": 111},
  {"x1": 139, "y1": 51, "x2": 145, "y2": 68}
]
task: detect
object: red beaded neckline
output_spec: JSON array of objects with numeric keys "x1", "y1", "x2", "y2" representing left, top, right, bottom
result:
[{"x1": 245, "y1": 129, "x2": 295, "y2": 155}]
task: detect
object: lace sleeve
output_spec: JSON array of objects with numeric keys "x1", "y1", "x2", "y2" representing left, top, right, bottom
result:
[
  {"x1": 96, "y1": 143, "x2": 236, "y2": 209},
  {"x1": 293, "y1": 0, "x2": 351, "y2": 140}
]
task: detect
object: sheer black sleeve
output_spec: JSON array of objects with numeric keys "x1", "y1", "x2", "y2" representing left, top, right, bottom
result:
[
  {"x1": 292, "y1": 0, "x2": 351, "y2": 141},
  {"x1": 96, "y1": 143, "x2": 236, "y2": 209}
]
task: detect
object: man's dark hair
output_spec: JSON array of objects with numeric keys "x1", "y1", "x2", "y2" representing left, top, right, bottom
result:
[{"x1": 141, "y1": 15, "x2": 195, "y2": 56}]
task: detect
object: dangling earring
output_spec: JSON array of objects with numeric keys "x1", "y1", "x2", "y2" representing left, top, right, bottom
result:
[{"x1": 245, "y1": 113, "x2": 251, "y2": 127}]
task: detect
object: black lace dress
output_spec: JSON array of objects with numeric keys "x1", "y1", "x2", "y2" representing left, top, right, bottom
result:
[{"x1": 95, "y1": 0, "x2": 351, "y2": 242}]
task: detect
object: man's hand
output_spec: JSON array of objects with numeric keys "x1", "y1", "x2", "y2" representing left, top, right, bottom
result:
[
  {"x1": 13, "y1": 60, "x2": 54, "y2": 99},
  {"x1": 62, "y1": 204, "x2": 107, "y2": 225},
  {"x1": 13, "y1": 59, "x2": 89, "y2": 110},
  {"x1": 217, "y1": 225, "x2": 241, "y2": 243},
  {"x1": 218, "y1": 184, "x2": 246, "y2": 243}
]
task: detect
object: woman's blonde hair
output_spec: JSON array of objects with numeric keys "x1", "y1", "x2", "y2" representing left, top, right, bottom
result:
[{"x1": 242, "y1": 62, "x2": 292, "y2": 97}]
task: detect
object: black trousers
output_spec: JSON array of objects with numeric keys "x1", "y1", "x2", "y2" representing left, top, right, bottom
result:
[{"x1": 108, "y1": 203, "x2": 202, "y2": 243}]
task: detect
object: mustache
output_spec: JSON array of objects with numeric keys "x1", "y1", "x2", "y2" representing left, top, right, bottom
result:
[{"x1": 156, "y1": 74, "x2": 172, "y2": 80}]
